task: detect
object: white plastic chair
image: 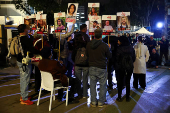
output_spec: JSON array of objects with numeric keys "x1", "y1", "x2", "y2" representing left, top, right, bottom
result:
[{"x1": 37, "y1": 71, "x2": 69, "y2": 111}]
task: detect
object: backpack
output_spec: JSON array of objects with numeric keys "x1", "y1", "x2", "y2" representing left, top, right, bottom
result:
[
  {"x1": 121, "y1": 53, "x2": 134, "y2": 71},
  {"x1": 7, "y1": 35, "x2": 24, "y2": 57},
  {"x1": 75, "y1": 47, "x2": 88, "y2": 66}
]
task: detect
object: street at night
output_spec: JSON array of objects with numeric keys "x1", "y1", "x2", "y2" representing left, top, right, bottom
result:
[{"x1": 0, "y1": 66, "x2": 170, "y2": 113}]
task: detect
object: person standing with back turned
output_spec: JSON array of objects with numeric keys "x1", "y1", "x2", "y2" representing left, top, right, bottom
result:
[
  {"x1": 86, "y1": 28, "x2": 112, "y2": 107},
  {"x1": 133, "y1": 36, "x2": 150, "y2": 89}
]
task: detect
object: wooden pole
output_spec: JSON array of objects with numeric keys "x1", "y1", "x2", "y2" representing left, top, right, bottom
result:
[
  {"x1": 91, "y1": 35, "x2": 92, "y2": 40},
  {"x1": 107, "y1": 35, "x2": 110, "y2": 72},
  {"x1": 41, "y1": 35, "x2": 43, "y2": 49},
  {"x1": 58, "y1": 33, "x2": 61, "y2": 61},
  {"x1": 108, "y1": 35, "x2": 110, "y2": 44}
]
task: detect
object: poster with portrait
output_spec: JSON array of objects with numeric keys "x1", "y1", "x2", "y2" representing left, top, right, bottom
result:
[
  {"x1": 36, "y1": 14, "x2": 47, "y2": 34},
  {"x1": 88, "y1": 3, "x2": 100, "y2": 16},
  {"x1": 89, "y1": 16, "x2": 101, "y2": 35},
  {"x1": 117, "y1": 12, "x2": 130, "y2": 31},
  {"x1": 102, "y1": 15, "x2": 116, "y2": 35},
  {"x1": 24, "y1": 15, "x2": 32, "y2": 27},
  {"x1": 37, "y1": 11, "x2": 43, "y2": 15},
  {"x1": 54, "y1": 12, "x2": 66, "y2": 32},
  {"x1": 30, "y1": 14, "x2": 36, "y2": 30},
  {"x1": 66, "y1": 3, "x2": 78, "y2": 23}
]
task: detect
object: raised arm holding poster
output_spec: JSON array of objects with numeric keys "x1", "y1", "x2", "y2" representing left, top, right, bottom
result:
[
  {"x1": 117, "y1": 12, "x2": 130, "y2": 31},
  {"x1": 54, "y1": 12, "x2": 66, "y2": 32},
  {"x1": 66, "y1": 3, "x2": 78, "y2": 23},
  {"x1": 89, "y1": 16, "x2": 101, "y2": 35},
  {"x1": 88, "y1": 3, "x2": 100, "y2": 16},
  {"x1": 102, "y1": 15, "x2": 116, "y2": 35}
]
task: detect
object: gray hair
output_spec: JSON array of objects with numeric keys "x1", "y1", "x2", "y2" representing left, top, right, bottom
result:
[{"x1": 94, "y1": 28, "x2": 103, "y2": 39}]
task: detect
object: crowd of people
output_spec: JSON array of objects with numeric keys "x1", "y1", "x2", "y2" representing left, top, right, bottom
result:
[{"x1": 15, "y1": 23, "x2": 169, "y2": 107}]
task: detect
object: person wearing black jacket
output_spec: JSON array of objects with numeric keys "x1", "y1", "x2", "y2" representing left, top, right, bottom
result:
[
  {"x1": 158, "y1": 36, "x2": 169, "y2": 65},
  {"x1": 72, "y1": 33, "x2": 89, "y2": 99},
  {"x1": 147, "y1": 36, "x2": 157, "y2": 55},
  {"x1": 103, "y1": 36, "x2": 118, "y2": 89},
  {"x1": 115, "y1": 36, "x2": 136, "y2": 102},
  {"x1": 148, "y1": 48, "x2": 159, "y2": 68},
  {"x1": 78, "y1": 24, "x2": 90, "y2": 44},
  {"x1": 16, "y1": 24, "x2": 39, "y2": 105}
]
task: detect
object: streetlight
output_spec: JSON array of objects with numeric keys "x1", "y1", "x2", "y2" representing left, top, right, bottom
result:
[{"x1": 157, "y1": 22, "x2": 163, "y2": 28}]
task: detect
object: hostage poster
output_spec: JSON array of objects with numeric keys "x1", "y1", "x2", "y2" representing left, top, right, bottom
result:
[
  {"x1": 66, "y1": 3, "x2": 78, "y2": 23},
  {"x1": 36, "y1": 14, "x2": 47, "y2": 34},
  {"x1": 117, "y1": 12, "x2": 130, "y2": 31},
  {"x1": 54, "y1": 12, "x2": 66, "y2": 32},
  {"x1": 88, "y1": 3, "x2": 100, "y2": 16},
  {"x1": 102, "y1": 15, "x2": 116, "y2": 35},
  {"x1": 89, "y1": 16, "x2": 101, "y2": 35},
  {"x1": 24, "y1": 15, "x2": 36, "y2": 30}
]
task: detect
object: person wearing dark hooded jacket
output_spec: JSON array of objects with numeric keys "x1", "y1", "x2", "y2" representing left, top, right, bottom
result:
[
  {"x1": 86, "y1": 28, "x2": 112, "y2": 107},
  {"x1": 103, "y1": 36, "x2": 118, "y2": 89},
  {"x1": 72, "y1": 33, "x2": 88, "y2": 99},
  {"x1": 115, "y1": 36, "x2": 136, "y2": 102}
]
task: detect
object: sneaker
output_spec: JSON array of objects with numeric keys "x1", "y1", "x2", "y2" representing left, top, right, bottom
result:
[
  {"x1": 90, "y1": 103, "x2": 97, "y2": 107},
  {"x1": 20, "y1": 96, "x2": 32, "y2": 101},
  {"x1": 20, "y1": 100, "x2": 34, "y2": 105}
]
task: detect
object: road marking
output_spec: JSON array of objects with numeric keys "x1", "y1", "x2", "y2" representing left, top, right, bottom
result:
[{"x1": 145, "y1": 75, "x2": 170, "y2": 93}]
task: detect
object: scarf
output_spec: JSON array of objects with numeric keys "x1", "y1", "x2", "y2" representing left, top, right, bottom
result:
[{"x1": 135, "y1": 42, "x2": 142, "y2": 59}]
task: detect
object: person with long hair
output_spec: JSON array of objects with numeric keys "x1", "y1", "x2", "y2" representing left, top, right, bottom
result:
[
  {"x1": 89, "y1": 7, "x2": 97, "y2": 16},
  {"x1": 133, "y1": 36, "x2": 150, "y2": 89},
  {"x1": 115, "y1": 36, "x2": 136, "y2": 102},
  {"x1": 68, "y1": 4, "x2": 76, "y2": 16}
]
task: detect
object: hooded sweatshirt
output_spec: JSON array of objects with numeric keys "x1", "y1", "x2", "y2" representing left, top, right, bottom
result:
[{"x1": 86, "y1": 39, "x2": 112, "y2": 69}]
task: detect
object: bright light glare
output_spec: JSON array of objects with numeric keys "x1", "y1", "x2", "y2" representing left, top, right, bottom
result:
[{"x1": 157, "y1": 22, "x2": 163, "y2": 28}]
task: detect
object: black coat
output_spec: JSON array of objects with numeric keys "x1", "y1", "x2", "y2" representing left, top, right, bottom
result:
[
  {"x1": 103, "y1": 36, "x2": 118, "y2": 65},
  {"x1": 149, "y1": 53, "x2": 159, "y2": 66},
  {"x1": 115, "y1": 45, "x2": 136, "y2": 71},
  {"x1": 158, "y1": 39, "x2": 169, "y2": 52}
]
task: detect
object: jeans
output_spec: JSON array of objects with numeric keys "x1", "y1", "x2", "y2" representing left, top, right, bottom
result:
[
  {"x1": 61, "y1": 58, "x2": 68, "y2": 67},
  {"x1": 67, "y1": 61, "x2": 73, "y2": 77},
  {"x1": 89, "y1": 67, "x2": 107, "y2": 105},
  {"x1": 17, "y1": 61, "x2": 32, "y2": 101},
  {"x1": 75, "y1": 66, "x2": 89, "y2": 97}
]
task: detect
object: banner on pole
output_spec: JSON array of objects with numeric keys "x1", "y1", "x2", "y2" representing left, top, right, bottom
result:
[
  {"x1": 66, "y1": 3, "x2": 78, "y2": 23},
  {"x1": 89, "y1": 16, "x2": 101, "y2": 35},
  {"x1": 88, "y1": 3, "x2": 100, "y2": 16},
  {"x1": 117, "y1": 12, "x2": 130, "y2": 31},
  {"x1": 102, "y1": 15, "x2": 116, "y2": 35},
  {"x1": 54, "y1": 12, "x2": 66, "y2": 32},
  {"x1": 36, "y1": 14, "x2": 47, "y2": 34}
]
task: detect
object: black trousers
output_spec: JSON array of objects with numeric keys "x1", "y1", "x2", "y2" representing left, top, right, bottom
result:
[
  {"x1": 160, "y1": 51, "x2": 168, "y2": 64},
  {"x1": 133, "y1": 73, "x2": 146, "y2": 89},
  {"x1": 116, "y1": 69, "x2": 132, "y2": 98},
  {"x1": 34, "y1": 66, "x2": 41, "y2": 92}
]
